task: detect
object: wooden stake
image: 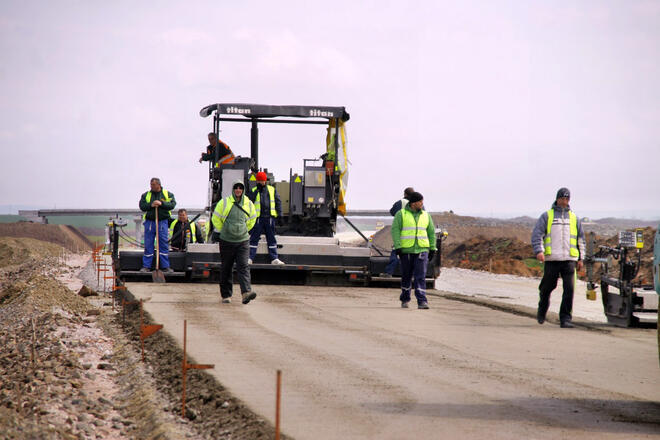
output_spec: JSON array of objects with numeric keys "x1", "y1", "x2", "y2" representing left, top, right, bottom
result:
[
  {"x1": 182, "y1": 320, "x2": 187, "y2": 418},
  {"x1": 275, "y1": 369, "x2": 282, "y2": 440}
]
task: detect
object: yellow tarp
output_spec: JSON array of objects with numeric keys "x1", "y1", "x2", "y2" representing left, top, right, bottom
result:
[{"x1": 326, "y1": 120, "x2": 349, "y2": 216}]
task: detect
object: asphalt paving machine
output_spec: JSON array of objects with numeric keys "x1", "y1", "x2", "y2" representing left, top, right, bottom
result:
[
  {"x1": 114, "y1": 103, "x2": 445, "y2": 286},
  {"x1": 585, "y1": 229, "x2": 658, "y2": 327}
]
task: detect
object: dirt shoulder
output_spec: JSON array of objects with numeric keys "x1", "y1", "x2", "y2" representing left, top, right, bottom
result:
[{"x1": 0, "y1": 237, "x2": 281, "y2": 439}]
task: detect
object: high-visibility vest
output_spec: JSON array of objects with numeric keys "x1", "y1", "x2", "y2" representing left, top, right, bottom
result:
[
  {"x1": 144, "y1": 189, "x2": 172, "y2": 220},
  {"x1": 544, "y1": 209, "x2": 579, "y2": 257},
  {"x1": 400, "y1": 209, "x2": 430, "y2": 248},
  {"x1": 211, "y1": 196, "x2": 257, "y2": 232},
  {"x1": 214, "y1": 154, "x2": 236, "y2": 166},
  {"x1": 169, "y1": 220, "x2": 197, "y2": 243},
  {"x1": 252, "y1": 185, "x2": 277, "y2": 217}
]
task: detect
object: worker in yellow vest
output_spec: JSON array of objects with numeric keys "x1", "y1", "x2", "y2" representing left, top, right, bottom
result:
[
  {"x1": 169, "y1": 208, "x2": 204, "y2": 251},
  {"x1": 247, "y1": 171, "x2": 284, "y2": 265},
  {"x1": 531, "y1": 187, "x2": 586, "y2": 328},
  {"x1": 381, "y1": 186, "x2": 415, "y2": 277},
  {"x1": 138, "y1": 177, "x2": 176, "y2": 273},
  {"x1": 211, "y1": 179, "x2": 258, "y2": 305},
  {"x1": 391, "y1": 191, "x2": 437, "y2": 309}
]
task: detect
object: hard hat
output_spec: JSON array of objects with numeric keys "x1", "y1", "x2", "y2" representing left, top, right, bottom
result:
[{"x1": 256, "y1": 171, "x2": 267, "y2": 182}]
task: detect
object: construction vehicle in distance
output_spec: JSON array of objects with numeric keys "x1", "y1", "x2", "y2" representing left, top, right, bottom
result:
[
  {"x1": 585, "y1": 229, "x2": 658, "y2": 327},
  {"x1": 113, "y1": 103, "x2": 446, "y2": 286}
]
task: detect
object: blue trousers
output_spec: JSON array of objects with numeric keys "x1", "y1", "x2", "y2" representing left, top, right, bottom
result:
[
  {"x1": 249, "y1": 217, "x2": 278, "y2": 261},
  {"x1": 399, "y1": 252, "x2": 429, "y2": 305},
  {"x1": 384, "y1": 248, "x2": 399, "y2": 274},
  {"x1": 142, "y1": 219, "x2": 170, "y2": 269}
]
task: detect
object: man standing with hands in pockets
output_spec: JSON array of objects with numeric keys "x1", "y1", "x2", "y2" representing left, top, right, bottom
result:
[
  {"x1": 391, "y1": 191, "x2": 437, "y2": 310},
  {"x1": 531, "y1": 187, "x2": 586, "y2": 328}
]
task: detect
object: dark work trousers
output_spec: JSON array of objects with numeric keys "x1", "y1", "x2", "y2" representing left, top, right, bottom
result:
[
  {"x1": 399, "y1": 252, "x2": 429, "y2": 305},
  {"x1": 219, "y1": 239, "x2": 251, "y2": 299},
  {"x1": 384, "y1": 248, "x2": 399, "y2": 275},
  {"x1": 142, "y1": 219, "x2": 170, "y2": 269},
  {"x1": 249, "y1": 217, "x2": 278, "y2": 261},
  {"x1": 538, "y1": 260, "x2": 576, "y2": 323}
]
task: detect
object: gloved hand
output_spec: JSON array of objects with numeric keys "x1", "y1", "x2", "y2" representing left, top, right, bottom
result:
[
  {"x1": 277, "y1": 217, "x2": 284, "y2": 227},
  {"x1": 395, "y1": 248, "x2": 402, "y2": 257},
  {"x1": 428, "y1": 250, "x2": 436, "y2": 260}
]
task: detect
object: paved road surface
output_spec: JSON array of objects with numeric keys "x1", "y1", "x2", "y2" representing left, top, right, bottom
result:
[
  {"x1": 435, "y1": 267, "x2": 608, "y2": 323},
  {"x1": 127, "y1": 281, "x2": 660, "y2": 440}
]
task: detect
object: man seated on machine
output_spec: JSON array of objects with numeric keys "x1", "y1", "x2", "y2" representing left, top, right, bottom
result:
[{"x1": 169, "y1": 208, "x2": 204, "y2": 251}]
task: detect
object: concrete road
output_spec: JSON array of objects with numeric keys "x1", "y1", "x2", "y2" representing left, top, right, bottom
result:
[
  {"x1": 126, "y1": 282, "x2": 660, "y2": 440},
  {"x1": 436, "y1": 267, "x2": 608, "y2": 323}
]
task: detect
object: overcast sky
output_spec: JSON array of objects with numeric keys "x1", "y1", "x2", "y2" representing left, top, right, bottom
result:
[{"x1": 1, "y1": 1, "x2": 659, "y2": 219}]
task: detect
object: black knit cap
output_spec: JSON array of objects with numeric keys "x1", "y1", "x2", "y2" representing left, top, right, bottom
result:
[
  {"x1": 408, "y1": 192, "x2": 423, "y2": 203},
  {"x1": 556, "y1": 187, "x2": 570, "y2": 199}
]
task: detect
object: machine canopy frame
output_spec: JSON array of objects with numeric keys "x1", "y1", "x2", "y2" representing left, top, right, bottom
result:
[{"x1": 199, "y1": 103, "x2": 350, "y2": 121}]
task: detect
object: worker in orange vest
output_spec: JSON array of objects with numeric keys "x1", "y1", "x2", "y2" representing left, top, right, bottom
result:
[{"x1": 199, "y1": 132, "x2": 236, "y2": 166}]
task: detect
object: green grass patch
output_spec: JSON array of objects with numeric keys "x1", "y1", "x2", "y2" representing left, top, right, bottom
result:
[
  {"x1": 493, "y1": 239, "x2": 511, "y2": 251},
  {"x1": 523, "y1": 258, "x2": 543, "y2": 269},
  {"x1": 0, "y1": 215, "x2": 28, "y2": 223}
]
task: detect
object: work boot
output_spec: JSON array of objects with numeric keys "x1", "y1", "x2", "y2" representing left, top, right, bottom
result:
[
  {"x1": 242, "y1": 291, "x2": 257, "y2": 304},
  {"x1": 380, "y1": 273, "x2": 393, "y2": 278},
  {"x1": 401, "y1": 301, "x2": 409, "y2": 308},
  {"x1": 537, "y1": 311, "x2": 545, "y2": 324},
  {"x1": 139, "y1": 267, "x2": 150, "y2": 273},
  {"x1": 560, "y1": 321, "x2": 574, "y2": 328},
  {"x1": 163, "y1": 267, "x2": 174, "y2": 273},
  {"x1": 418, "y1": 302, "x2": 430, "y2": 310},
  {"x1": 222, "y1": 298, "x2": 231, "y2": 304},
  {"x1": 271, "y1": 258, "x2": 285, "y2": 265}
]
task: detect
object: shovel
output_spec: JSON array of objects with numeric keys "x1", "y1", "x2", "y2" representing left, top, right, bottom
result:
[{"x1": 152, "y1": 206, "x2": 166, "y2": 283}]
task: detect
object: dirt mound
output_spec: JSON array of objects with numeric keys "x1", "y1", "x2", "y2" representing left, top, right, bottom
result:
[
  {"x1": 370, "y1": 212, "x2": 534, "y2": 253},
  {"x1": 0, "y1": 273, "x2": 92, "y2": 314},
  {"x1": 443, "y1": 236, "x2": 542, "y2": 277},
  {"x1": 0, "y1": 236, "x2": 65, "y2": 268},
  {"x1": 0, "y1": 236, "x2": 92, "y2": 314},
  {"x1": 0, "y1": 222, "x2": 93, "y2": 253}
]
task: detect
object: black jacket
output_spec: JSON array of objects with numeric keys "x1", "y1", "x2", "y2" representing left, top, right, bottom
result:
[
  {"x1": 170, "y1": 220, "x2": 204, "y2": 251},
  {"x1": 248, "y1": 184, "x2": 282, "y2": 218},
  {"x1": 389, "y1": 198, "x2": 409, "y2": 217},
  {"x1": 201, "y1": 141, "x2": 234, "y2": 163}
]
